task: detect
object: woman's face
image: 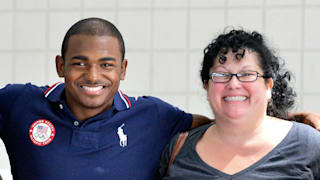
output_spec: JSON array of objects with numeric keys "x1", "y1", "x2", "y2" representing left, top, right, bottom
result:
[{"x1": 206, "y1": 49, "x2": 273, "y2": 122}]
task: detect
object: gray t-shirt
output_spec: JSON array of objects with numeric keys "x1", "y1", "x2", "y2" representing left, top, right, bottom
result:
[{"x1": 158, "y1": 122, "x2": 320, "y2": 180}]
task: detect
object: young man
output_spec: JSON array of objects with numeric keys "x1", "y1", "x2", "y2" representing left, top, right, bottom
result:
[
  {"x1": 0, "y1": 17, "x2": 208, "y2": 180},
  {"x1": 0, "y1": 18, "x2": 319, "y2": 180}
]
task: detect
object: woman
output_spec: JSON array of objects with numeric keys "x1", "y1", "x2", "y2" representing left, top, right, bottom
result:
[{"x1": 158, "y1": 29, "x2": 320, "y2": 179}]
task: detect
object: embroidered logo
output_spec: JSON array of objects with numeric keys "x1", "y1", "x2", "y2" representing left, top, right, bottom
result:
[
  {"x1": 29, "y1": 119, "x2": 55, "y2": 146},
  {"x1": 117, "y1": 123, "x2": 127, "y2": 147}
]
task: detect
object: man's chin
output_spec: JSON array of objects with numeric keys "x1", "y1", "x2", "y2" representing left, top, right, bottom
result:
[{"x1": 79, "y1": 97, "x2": 113, "y2": 110}]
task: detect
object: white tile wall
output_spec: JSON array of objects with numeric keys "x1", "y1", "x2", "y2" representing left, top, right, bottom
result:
[
  {"x1": 153, "y1": 10, "x2": 187, "y2": 49},
  {"x1": 189, "y1": 9, "x2": 225, "y2": 50},
  {"x1": 14, "y1": 53, "x2": 47, "y2": 84},
  {"x1": 0, "y1": 140, "x2": 10, "y2": 169},
  {"x1": 0, "y1": 139, "x2": 12, "y2": 180},
  {"x1": 266, "y1": 0, "x2": 302, "y2": 6},
  {"x1": 119, "y1": 0, "x2": 151, "y2": 8},
  {"x1": 154, "y1": 0, "x2": 187, "y2": 8},
  {"x1": 228, "y1": 0, "x2": 263, "y2": 6},
  {"x1": 303, "y1": 52, "x2": 320, "y2": 94},
  {"x1": 304, "y1": 7, "x2": 320, "y2": 49},
  {"x1": 189, "y1": 52, "x2": 204, "y2": 92},
  {"x1": 49, "y1": 12, "x2": 81, "y2": 50},
  {"x1": 152, "y1": 52, "x2": 187, "y2": 92},
  {"x1": 118, "y1": 10, "x2": 151, "y2": 50},
  {"x1": 0, "y1": 0, "x2": 13, "y2": 10},
  {"x1": 0, "y1": 0, "x2": 320, "y2": 173},
  {"x1": 47, "y1": 52, "x2": 62, "y2": 85},
  {"x1": 303, "y1": 96, "x2": 320, "y2": 113},
  {"x1": 0, "y1": 13, "x2": 13, "y2": 50},
  {"x1": 0, "y1": 53, "x2": 13, "y2": 87},
  {"x1": 49, "y1": 0, "x2": 81, "y2": 9},
  {"x1": 190, "y1": 0, "x2": 224, "y2": 7},
  {"x1": 16, "y1": 0, "x2": 47, "y2": 9},
  {"x1": 120, "y1": 52, "x2": 151, "y2": 92},
  {"x1": 83, "y1": 0, "x2": 116, "y2": 9},
  {"x1": 15, "y1": 12, "x2": 46, "y2": 50},
  {"x1": 189, "y1": 93, "x2": 214, "y2": 119},
  {"x1": 0, "y1": 168, "x2": 12, "y2": 180},
  {"x1": 265, "y1": 7, "x2": 302, "y2": 49},
  {"x1": 153, "y1": 94, "x2": 188, "y2": 111},
  {"x1": 227, "y1": 8, "x2": 263, "y2": 32},
  {"x1": 305, "y1": 0, "x2": 320, "y2": 5}
]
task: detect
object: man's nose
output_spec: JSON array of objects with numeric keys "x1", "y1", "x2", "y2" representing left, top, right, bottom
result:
[{"x1": 86, "y1": 65, "x2": 100, "y2": 82}]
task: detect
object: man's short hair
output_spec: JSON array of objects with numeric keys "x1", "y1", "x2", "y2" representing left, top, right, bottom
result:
[{"x1": 61, "y1": 17, "x2": 125, "y2": 61}]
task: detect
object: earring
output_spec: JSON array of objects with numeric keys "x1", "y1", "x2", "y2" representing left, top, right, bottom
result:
[{"x1": 267, "y1": 89, "x2": 272, "y2": 100}]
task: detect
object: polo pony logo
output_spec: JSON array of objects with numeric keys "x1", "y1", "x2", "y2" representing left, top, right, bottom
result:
[{"x1": 117, "y1": 123, "x2": 127, "y2": 147}]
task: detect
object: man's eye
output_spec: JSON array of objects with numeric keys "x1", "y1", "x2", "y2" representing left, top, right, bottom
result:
[
  {"x1": 72, "y1": 62, "x2": 86, "y2": 66},
  {"x1": 102, "y1": 63, "x2": 111, "y2": 68}
]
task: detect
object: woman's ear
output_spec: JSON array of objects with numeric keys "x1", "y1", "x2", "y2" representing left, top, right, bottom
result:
[
  {"x1": 266, "y1": 78, "x2": 273, "y2": 100},
  {"x1": 203, "y1": 80, "x2": 209, "y2": 90}
]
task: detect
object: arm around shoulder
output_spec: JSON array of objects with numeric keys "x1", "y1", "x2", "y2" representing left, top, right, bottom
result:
[
  {"x1": 289, "y1": 111, "x2": 320, "y2": 131},
  {"x1": 191, "y1": 114, "x2": 213, "y2": 129}
]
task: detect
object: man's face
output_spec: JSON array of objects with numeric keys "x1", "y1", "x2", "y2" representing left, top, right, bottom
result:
[{"x1": 56, "y1": 34, "x2": 127, "y2": 118}]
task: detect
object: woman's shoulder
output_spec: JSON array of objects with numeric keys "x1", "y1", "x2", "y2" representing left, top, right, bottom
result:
[
  {"x1": 292, "y1": 121, "x2": 320, "y2": 139},
  {"x1": 189, "y1": 123, "x2": 212, "y2": 136},
  {"x1": 168, "y1": 123, "x2": 212, "y2": 148}
]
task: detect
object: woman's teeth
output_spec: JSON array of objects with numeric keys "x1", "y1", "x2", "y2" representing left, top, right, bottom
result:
[{"x1": 224, "y1": 96, "x2": 247, "y2": 101}]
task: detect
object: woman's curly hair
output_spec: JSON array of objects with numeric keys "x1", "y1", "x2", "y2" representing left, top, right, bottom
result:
[{"x1": 200, "y1": 29, "x2": 296, "y2": 120}]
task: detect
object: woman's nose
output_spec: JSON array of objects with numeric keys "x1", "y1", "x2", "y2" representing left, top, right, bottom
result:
[{"x1": 227, "y1": 75, "x2": 241, "y2": 89}]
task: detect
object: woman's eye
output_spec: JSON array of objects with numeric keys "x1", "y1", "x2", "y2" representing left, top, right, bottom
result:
[
  {"x1": 243, "y1": 72, "x2": 255, "y2": 76},
  {"x1": 217, "y1": 72, "x2": 229, "y2": 77}
]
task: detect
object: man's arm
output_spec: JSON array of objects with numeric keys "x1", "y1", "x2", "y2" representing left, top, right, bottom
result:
[
  {"x1": 192, "y1": 112, "x2": 320, "y2": 131},
  {"x1": 191, "y1": 114, "x2": 213, "y2": 129},
  {"x1": 289, "y1": 111, "x2": 320, "y2": 131}
]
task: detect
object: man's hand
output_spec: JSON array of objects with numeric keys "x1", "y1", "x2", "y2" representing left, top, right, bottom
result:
[
  {"x1": 191, "y1": 114, "x2": 213, "y2": 129},
  {"x1": 289, "y1": 112, "x2": 320, "y2": 131}
]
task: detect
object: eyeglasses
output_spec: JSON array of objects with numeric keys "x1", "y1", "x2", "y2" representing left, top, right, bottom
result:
[{"x1": 209, "y1": 70, "x2": 266, "y2": 83}]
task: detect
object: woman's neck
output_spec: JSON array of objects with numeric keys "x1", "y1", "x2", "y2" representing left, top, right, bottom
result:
[{"x1": 210, "y1": 115, "x2": 268, "y2": 147}]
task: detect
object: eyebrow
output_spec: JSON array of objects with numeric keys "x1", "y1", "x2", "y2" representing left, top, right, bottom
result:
[
  {"x1": 71, "y1": 55, "x2": 88, "y2": 61},
  {"x1": 71, "y1": 56, "x2": 116, "y2": 62},
  {"x1": 100, "y1": 57, "x2": 116, "y2": 62}
]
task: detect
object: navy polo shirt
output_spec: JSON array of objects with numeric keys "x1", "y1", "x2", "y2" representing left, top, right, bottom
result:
[{"x1": 0, "y1": 82, "x2": 192, "y2": 180}]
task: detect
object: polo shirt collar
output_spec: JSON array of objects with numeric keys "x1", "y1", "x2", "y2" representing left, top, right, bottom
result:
[
  {"x1": 113, "y1": 90, "x2": 132, "y2": 111},
  {"x1": 44, "y1": 82, "x2": 65, "y2": 102},
  {"x1": 44, "y1": 82, "x2": 131, "y2": 111}
]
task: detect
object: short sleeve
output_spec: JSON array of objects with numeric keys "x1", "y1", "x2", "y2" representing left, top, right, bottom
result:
[
  {"x1": 306, "y1": 125, "x2": 320, "y2": 178},
  {"x1": 0, "y1": 84, "x2": 26, "y2": 136},
  {"x1": 151, "y1": 97, "x2": 192, "y2": 138}
]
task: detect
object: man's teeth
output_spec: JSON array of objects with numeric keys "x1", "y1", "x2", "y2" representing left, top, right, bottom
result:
[
  {"x1": 82, "y1": 86, "x2": 103, "y2": 92},
  {"x1": 224, "y1": 96, "x2": 247, "y2": 101}
]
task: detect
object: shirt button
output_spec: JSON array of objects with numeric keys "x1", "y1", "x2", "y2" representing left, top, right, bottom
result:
[
  {"x1": 74, "y1": 121, "x2": 79, "y2": 127},
  {"x1": 59, "y1": 104, "x2": 63, "y2": 110}
]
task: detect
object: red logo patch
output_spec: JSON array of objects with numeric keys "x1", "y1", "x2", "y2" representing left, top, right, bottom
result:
[{"x1": 29, "y1": 119, "x2": 55, "y2": 146}]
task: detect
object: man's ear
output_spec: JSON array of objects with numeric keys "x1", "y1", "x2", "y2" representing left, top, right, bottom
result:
[
  {"x1": 120, "y1": 59, "x2": 128, "y2": 80},
  {"x1": 56, "y1": 55, "x2": 65, "y2": 78}
]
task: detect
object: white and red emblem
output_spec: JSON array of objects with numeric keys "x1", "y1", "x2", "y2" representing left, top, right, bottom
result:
[{"x1": 29, "y1": 119, "x2": 55, "y2": 146}]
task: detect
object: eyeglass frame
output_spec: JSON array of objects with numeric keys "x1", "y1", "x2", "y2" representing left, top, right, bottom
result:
[{"x1": 209, "y1": 70, "x2": 267, "y2": 83}]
